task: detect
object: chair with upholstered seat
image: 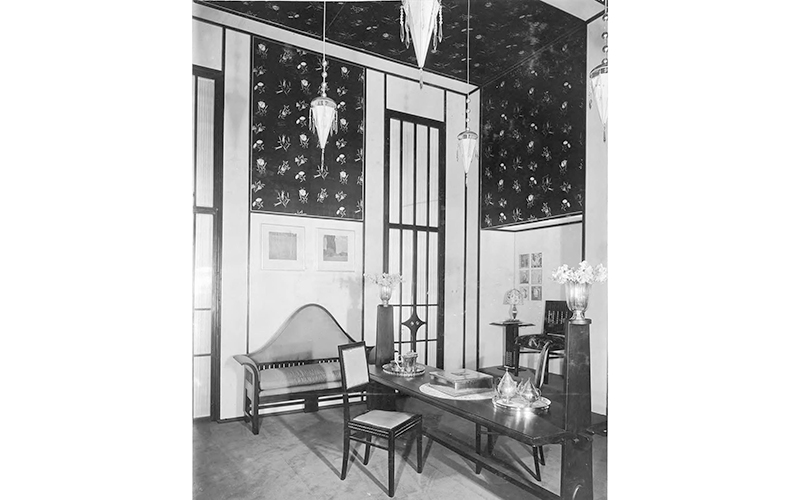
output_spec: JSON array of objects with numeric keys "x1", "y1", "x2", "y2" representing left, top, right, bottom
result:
[
  {"x1": 512, "y1": 300, "x2": 569, "y2": 380},
  {"x1": 338, "y1": 341, "x2": 424, "y2": 497}
]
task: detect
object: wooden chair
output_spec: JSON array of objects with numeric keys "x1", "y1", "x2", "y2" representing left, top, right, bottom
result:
[
  {"x1": 338, "y1": 341, "x2": 424, "y2": 497},
  {"x1": 512, "y1": 300, "x2": 569, "y2": 381}
]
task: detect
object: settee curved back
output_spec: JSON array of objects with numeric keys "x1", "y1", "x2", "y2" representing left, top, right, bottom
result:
[{"x1": 245, "y1": 303, "x2": 356, "y2": 365}]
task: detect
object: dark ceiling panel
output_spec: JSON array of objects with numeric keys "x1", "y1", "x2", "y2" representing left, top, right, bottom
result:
[{"x1": 199, "y1": 1, "x2": 584, "y2": 87}]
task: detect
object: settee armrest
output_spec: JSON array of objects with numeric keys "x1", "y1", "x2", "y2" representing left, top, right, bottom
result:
[
  {"x1": 233, "y1": 354, "x2": 259, "y2": 371},
  {"x1": 234, "y1": 354, "x2": 262, "y2": 389}
]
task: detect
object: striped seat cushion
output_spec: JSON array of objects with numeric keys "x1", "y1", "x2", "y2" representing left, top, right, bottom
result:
[{"x1": 259, "y1": 362, "x2": 342, "y2": 392}]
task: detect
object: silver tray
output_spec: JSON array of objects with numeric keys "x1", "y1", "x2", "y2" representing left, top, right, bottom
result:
[
  {"x1": 382, "y1": 363, "x2": 426, "y2": 377},
  {"x1": 492, "y1": 395, "x2": 551, "y2": 413}
]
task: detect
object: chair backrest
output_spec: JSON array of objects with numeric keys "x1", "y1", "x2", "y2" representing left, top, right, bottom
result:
[
  {"x1": 542, "y1": 300, "x2": 570, "y2": 335},
  {"x1": 338, "y1": 341, "x2": 370, "y2": 422},
  {"x1": 339, "y1": 342, "x2": 370, "y2": 390}
]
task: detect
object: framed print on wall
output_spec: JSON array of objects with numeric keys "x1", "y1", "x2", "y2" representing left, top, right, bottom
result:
[
  {"x1": 317, "y1": 228, "x2": 355, "y2": 272},
  {"x1": 531, "y1": 252, "x2": 542, "y2": 268},
  {"x1": 260, "y1": 224, "x2": 305, "y2": 271}
]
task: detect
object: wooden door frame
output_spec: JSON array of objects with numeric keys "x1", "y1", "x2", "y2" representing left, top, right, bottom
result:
[
  {"x1": 193, "y1": 65, "x2": 224, "y2": 421},
  {"x1": 382, "y1": 110, "x2": 446, "y2": 368}
]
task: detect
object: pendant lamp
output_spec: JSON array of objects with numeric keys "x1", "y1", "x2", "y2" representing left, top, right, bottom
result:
[
  {"x1": 457, "y1": 0, "x2": 478, "y2": 182},
  {"x1": 589, "y1": 3, "x2": 608, "y2": 141},
  {"x1": 309, "y1": 0, "x2": 337, "y2": 160},
  {"x1": 399, "y1": 0, "x2": 443, "y2": 88}
]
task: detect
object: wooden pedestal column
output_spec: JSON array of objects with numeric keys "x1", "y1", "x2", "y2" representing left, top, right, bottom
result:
[
  {"x1": 375, "y1": 305, "x2": 394, "y2": 367},
  {"x1": 369, "y1": 305, "x2": 397, "y2": 411},
  {"x1": 560, "y1": 319, "x2": 594, "y2": 500}
]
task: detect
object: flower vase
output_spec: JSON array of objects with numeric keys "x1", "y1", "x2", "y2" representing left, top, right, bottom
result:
[
  {"x1": 565, "y1": 281, "x2": 591, "y2": 324},
  {"x1": 379, "y1": 285, "x2": 392, "y2": 307}
]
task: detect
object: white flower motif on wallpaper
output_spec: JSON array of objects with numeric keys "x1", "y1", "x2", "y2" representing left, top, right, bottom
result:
[
  {"x1": 480, "y1": 28, "x2": 586, "y2": 228},
  {"x1": 249, "y1": 37, "x2": 365, "y2": 220}
]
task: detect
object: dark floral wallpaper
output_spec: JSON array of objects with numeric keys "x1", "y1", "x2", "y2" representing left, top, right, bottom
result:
[
  {"x1": 480, "y1": 28, "x2": 586, "y2": 228},
  {"x1": 201, "y1": 1, "x2": 585, "y2": 87},
  {"x1": 250, "y1": 37, "x2": 365, "y2": 219}
]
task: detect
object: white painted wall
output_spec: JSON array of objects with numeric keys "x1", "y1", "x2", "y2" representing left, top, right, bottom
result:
[
  {"x1": 478, "y1": 229, "x2": 516, "y2": 369},
  {"x1": 219, "y1": 29, "x2": 251, "y2": 420},
  {"x1": 192, "y1": 19, "x2": 222, "y2": 71},
  {"x1": 511, "y1": 222, "x2": 583, "y2": 375},
  {"x1": 248, "y1": 213, "x2": 364, "y2": 349},
  {"x1": 362, "y1": 69, "x2": 385, "y2": 348},
  {"x1": 584, "y1": 16, "x2": 609, "y2": 415}
]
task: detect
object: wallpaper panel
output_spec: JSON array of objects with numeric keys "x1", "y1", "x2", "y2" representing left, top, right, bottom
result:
[
  {"x1": 480, "y1": 28, "x2": 586, "y2": 228},
  {"x1": 250, "y1": 36, "x2": 366, "y2": 220}
]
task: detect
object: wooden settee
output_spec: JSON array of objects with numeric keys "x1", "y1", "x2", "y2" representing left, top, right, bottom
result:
[{"x1": 233, "y1": 303, "x2": 357, "y2": 435}]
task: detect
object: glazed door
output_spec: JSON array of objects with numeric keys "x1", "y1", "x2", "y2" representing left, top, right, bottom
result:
[
  {"x1": 384, "y1": 111, "x2": 446, "y2": 368},
  {"x1": 192, "y1": 66, "x2": 223, "y2": 420}
]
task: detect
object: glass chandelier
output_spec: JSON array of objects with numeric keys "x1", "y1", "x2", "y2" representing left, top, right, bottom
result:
[
  {"x1": 399, "y1": 0, "x2": 443, "y2": 88},
  {"x1": 589, "y1": 2, "x2": 608, "y2": 141},
  {"x1": 457, "y1": 0, "x2": 477, "y2": 181},
  {"x1": 309, "y1": 0, "x2": 337, "y2": 163}
]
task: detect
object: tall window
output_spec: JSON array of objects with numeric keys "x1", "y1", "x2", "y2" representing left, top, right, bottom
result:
[
  {"x1": 193, "y1": 67, "x2": 222, "y2": 419},
  {"x1": 384, "y1": 111, "x2": 446, "y2": 368}
]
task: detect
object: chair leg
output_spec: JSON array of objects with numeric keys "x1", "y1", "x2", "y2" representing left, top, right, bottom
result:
[
  {"x1": 513, "y1": 346, "x2": 520, "y2": 376},
  {"x1": 416, "y1": 424, "x2": 423, "y2": 474},
  {"x1": 474, "y1": 424, "x2": 482, "y2": 474},
  {"x1": 363, "y1": 434, "x2": 372, "y2": 465},
  {"x1": 388, "y1": 435, "x2": 396, "y2": 497},
  {"x1": 537, "y1": 445, "x2": 546, "y2": 466},
  {"x1": 543, "y1": 355, "x2": 550, "y2": 386},
  {"x1": 340, "y1": 431, "x2": 350, "y2": 480}
]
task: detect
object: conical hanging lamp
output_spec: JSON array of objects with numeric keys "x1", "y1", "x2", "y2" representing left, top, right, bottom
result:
[
  {"x1": 589, "y1": 3, "x2": 608, "y2": 141},
  {"x1": 309, "y1": 0, "x2": 337, "y2": 159},
  {"x1": 589, "y1": 59, "x2": 607, "y2": 141},
  {"x1": 399, "y1": 0, "x2": 443, "y2": 88},
  {"x1": 457, "y1": 0, "x2": 478, "y2": 182}
]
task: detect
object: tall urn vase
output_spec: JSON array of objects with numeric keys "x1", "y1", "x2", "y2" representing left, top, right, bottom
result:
[{"x1": 565, "y1": 281, "x2": 591, "y2": 324}]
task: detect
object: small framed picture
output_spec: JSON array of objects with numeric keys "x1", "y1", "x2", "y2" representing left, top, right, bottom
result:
[
  {"x1": 531, "y1": 269, "x2": 542, "y2": 284},
  {"x1": 531, "y1": 252, "x2": 542, "y2": 268},
  {"x1": 317, "y1": 228, "x2": 355, "y2": 272},
  {"x1": 519, "y1": 253, "x2": 530, "y2": 269},
  {"x1": 521, "y1": 286, "x2": 529, "y2": 300},
  {"x1": 519, "y1": 269, "x2": 530, "y2": 284},
  {"x1": 261, "y1": 224, "x2": 305, "y2": 271},
  {"x1": 531, "y1": 286, "x2": 542, "y2": 301}
]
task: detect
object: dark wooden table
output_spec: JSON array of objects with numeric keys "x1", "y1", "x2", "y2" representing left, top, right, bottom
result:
[
  {"x1": 369, "y1": 365, "x2": 601, "y2": 499},
  {"x1": 369, "y1": 320, "x2": 603, "y2": 500}
]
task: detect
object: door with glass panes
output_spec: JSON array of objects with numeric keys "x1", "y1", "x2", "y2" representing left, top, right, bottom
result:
[
  {"x1": 384, "y1": 111, "x2": 445, "y2": 368},
  {"x1": 192, "y1": 66, "x2": 222, "y2": 420}
]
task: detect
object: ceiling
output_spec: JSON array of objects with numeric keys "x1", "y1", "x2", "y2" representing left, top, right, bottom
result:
[{"x1": 199, "y1": 0, "x2": 603, "y2": 87}]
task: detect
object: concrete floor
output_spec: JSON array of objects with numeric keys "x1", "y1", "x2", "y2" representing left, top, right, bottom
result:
[{"x1": 194, "y1": 397, "x2": 606, "y2": 500}]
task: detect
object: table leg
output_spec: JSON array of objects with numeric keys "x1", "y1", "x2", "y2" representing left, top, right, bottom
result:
[{"x1": 474, "y1": 424, "x2": 482, "y2": 474}]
